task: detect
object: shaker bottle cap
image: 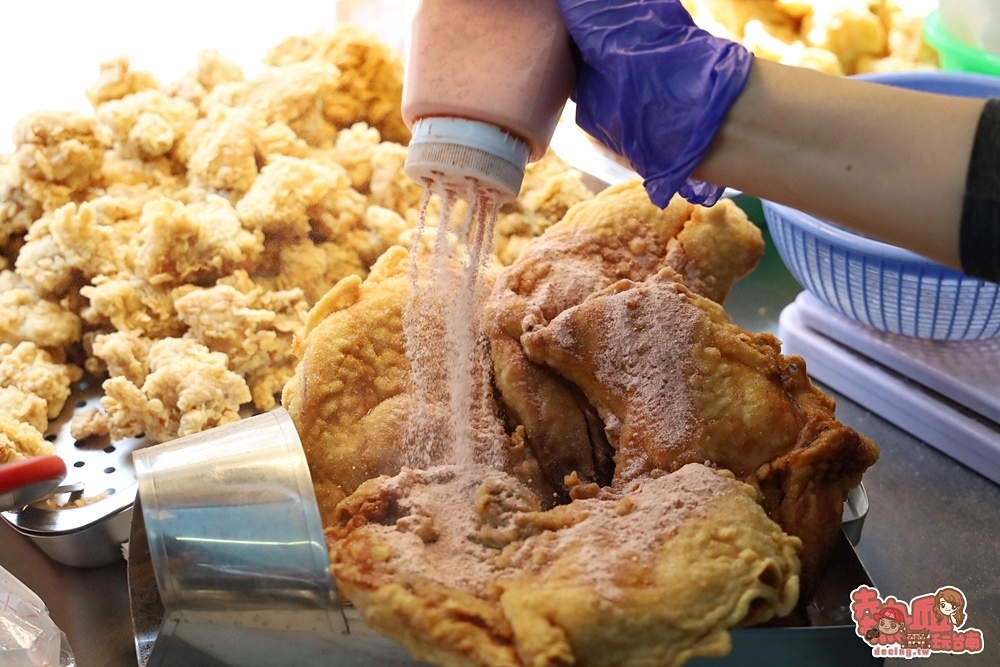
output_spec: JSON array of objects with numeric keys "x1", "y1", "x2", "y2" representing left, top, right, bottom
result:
[{"x1": 404, "y1": 117, "x2": 530, "y2": 203}]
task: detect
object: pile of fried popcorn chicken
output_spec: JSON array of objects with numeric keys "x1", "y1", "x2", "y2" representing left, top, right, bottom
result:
[
  {"x1": 0, "y1": 0, "x2": 939, "y2": 467},
  {"x1": 684, "y1": 0, "x2": 938, "y2": 74},
  {"x1": 0, "y1": 25, "x2": 595, "y2": 465}
]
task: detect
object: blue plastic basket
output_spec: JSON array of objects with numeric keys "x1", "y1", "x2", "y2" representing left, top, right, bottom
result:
[
  {"x1": 764, "y1": 200, "x2": 999, "y2": 340},
  {"x1": 761, "y1": 71, "x2": 1000, "y2": 341}
]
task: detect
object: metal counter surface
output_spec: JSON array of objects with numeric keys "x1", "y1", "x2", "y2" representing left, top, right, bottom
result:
[{"x1": 1, "y1": 223, "x2": 998, "y2": 667}]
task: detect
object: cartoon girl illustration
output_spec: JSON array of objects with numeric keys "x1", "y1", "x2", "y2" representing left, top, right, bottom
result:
[{"x1": 933, "y1": 587, "x2": 967, "y2": 629}]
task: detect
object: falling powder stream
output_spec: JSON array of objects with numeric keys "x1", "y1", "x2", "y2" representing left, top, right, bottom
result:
[{"x1": 402, "y1": 180, "x2": 507, "y2": 470}]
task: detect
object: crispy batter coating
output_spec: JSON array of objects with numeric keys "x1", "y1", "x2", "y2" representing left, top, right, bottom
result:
[
  {"x1": 367, "y1": 142, "x2": 424, "y2": 217},
  {"x1": 0, "y1": 157, "x2": 43, "y2": 246},
  {"x1": 263, "y1": 26, "x2": 409, "y2": 145},
  {"x1": 85, "y1": 56, "x2": 160, "y2": 107},
  {"x1": 183, "y1": 106, "x2": 264, "y2": 193},
  {"x1": 485, "y1": 182, "x2": 762, "y2": 500},
  {"x1": 519, "y1": 267, "x2": 878, "y2": 592},
  {"x1": 204, "y1": 60, "x2": 343, "y2": 148},
  {"x1": 80, "y1": 275, "x2": 188, "y2": 339},
  {"x1": 13, "y1": 111, "x2": 110, "y2": 193},
  {"x1": 235, "y1": 155, "x2": 365, "y2": 240},
  {"x1": 0, "y1": 413, "x2": 53, "y2": 464},
  {"x1": 282, "y1": 247, "x2": 437, "y2": 521},
  {"x1": 98, "y1": 336, "x2": 250, "y2": 442},
  {"x1": 0, "y1": 342, "x2": 82, "y2": 420},
  {"x1": 331, "y1": 122, "x2": 382, "y2": 192},
  {"x1": 332, "y1": 463, "x2": 800, "y2": 667},
  {"x1": 165, "y1": 48, "x2": 244, "y2": 107},
  {"x1": 0, "y1": 269, "x2": 81, "y2": 349},
  {"x1": 132, "y1": 195, "x2": 264, "y2": 286},
  {"x1": 96, "y1": 90, "x2": 198, "y2": 161},
  {"x1": 14, "y1": 199, "x2": 137, "y2": 301},
  {"x1": 69, "y1": 406, "x2": 111, "y2": 441},
  {"x1": 8, "y1": 112, "x2": 108, "y2": 219},
  {"x1": 0, "y1": 386, "x2": 49, "y2": 435}
]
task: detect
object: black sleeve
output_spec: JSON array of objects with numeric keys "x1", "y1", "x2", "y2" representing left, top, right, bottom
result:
[{"x1": 960, "y1": 97, "x2": 1000, "y2": 283}]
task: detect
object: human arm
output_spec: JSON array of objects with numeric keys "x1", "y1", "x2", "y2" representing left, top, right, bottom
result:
[
  {"x1": 559, "y1": 0, "x2": 997, "y2": 279},
  {"x1": 693, "y1": 57, "x2": 986, "y2": 272}
]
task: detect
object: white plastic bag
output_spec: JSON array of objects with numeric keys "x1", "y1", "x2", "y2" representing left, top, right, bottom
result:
[
  {"x1": 0, "y1": 565, "x2": 75, "y2": 667},
  {"x1": 939, "y1": 0, "x2": 1000, "y2": 55}
]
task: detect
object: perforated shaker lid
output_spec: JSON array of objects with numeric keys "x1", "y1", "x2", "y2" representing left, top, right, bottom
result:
[{"x1": 404, "y1": 117, "x2": 530, "y2": 203}]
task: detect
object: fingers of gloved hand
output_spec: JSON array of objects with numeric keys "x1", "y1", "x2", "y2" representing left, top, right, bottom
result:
[{"x1": 557, "y1": 0, "x2": 752, "y2": 207}]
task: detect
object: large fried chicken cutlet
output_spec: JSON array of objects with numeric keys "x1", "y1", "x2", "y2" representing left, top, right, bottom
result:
[
  {"x1": 282, "y1": 246, "x2": 417, "y2": 521},
  {"x1": 519, "y1": 266, "x2": 878, "y2": 593},
  {"x1": 282, "y1": 243, "x2": 509, "y2": 523},
  {"x1": 292, "y1": 179, "x2": 877, "y2": 666},
  {"x1": 486, "y1": 181, "x2": 877, "y2": 594},
  {"x1": 331, "y1": 463, "x2": 800, "y2": 667},
  {"x1": 485, "y1": 181, "x2": 765, "y2": 502}
]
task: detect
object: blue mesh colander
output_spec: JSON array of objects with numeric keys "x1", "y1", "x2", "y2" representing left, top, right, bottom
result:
[
  {"x1": 764, "y1": 199, "x2": 1000, "y2": 340},
  {"x1": 762, "y1": 71, "x2": 1000, "y2": 341}
]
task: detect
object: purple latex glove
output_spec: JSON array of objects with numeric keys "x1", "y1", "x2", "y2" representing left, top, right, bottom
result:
[{"x1": 557, "y1": 0, "x2": 753, "y2": 207}]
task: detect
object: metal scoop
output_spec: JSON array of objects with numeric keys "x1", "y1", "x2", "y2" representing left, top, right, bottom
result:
[{"x1": 0, "y1": 455, "x2": 67, "y2": 512}]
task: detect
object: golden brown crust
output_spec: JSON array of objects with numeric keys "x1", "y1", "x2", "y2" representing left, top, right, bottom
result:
[
  {"x1": 332, "y1": 464, "x2": 801, "y2": 667},
  {"x1": 484, "y1": 182, "x2": 763, "y2": 501}
]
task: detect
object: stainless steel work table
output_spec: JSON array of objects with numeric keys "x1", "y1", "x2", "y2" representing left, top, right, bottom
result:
[{"x1": 2, "y1": 218, "x2": 998, "y2": 667}]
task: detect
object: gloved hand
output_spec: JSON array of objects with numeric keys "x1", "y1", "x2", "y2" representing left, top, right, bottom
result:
[{"x1": 557, "y1": 0, "x2": 753, "y2": 207}]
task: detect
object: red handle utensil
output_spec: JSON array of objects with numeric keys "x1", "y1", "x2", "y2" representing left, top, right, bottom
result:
[{"x1": 0, "y1": 455, "x2": 68, "y2": 512}]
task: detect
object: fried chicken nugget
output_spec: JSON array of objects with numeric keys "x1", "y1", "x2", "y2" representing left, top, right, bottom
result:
[
  {"x1": 331, "y1": 463, "x2": 800, "y2": 667},
  {"x1": 236, "y1": 155, "x2": 365, "y2": 241},
  {"x1": 0, "y1": 269, "x2": 81, "y2": 349},
  {"x1": 10, "y1": 111, "x2": 111, "y2": 214},
  {"x1": 183, "y1": 106, "x2": 264, "y2": 193},
  {"x1": 85, "y1": 56, "x2": 160, "y2": 107},
  {"x1": 132, "y1": 195, "x2": 264, "y2": 286},
  {"x1": 203, "y1": 60, "x2": 343, "y2": 149},
  {"x1": 0, "y1": 157, "x2": 43, "y2": 246},
  {"x1": 174, "y1": 270, "x2": 308, "y2": 411},
  {"x1": 0, "y1": 341, "x2": 82, "y2": 421},
  {"x1": 0, "y1": 385, "x2": 49, "y2": 435},
  {"x1": 98, "y1": 337, "x2": 250, "y2": 442},
  {"x1": 96, "y1": 90, "x2": 198, "y2": 161},
  {"x1": 0, "y1": 413, "x2": 53, "y2": 464}
]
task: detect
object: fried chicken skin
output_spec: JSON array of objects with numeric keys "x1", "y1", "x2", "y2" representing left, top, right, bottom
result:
[
  {"x1": 485, "y1": 181, "x2": 763, "y2": 501},
  {"x1": 331, "y1": 463, "x2": 800, "y2": 667},
  {"x1": 519, "y1": 267, "x2": 878, "y2": 592},
  {"x1": 281, "y1": 247, "x2": 420, "y2": 521}
]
